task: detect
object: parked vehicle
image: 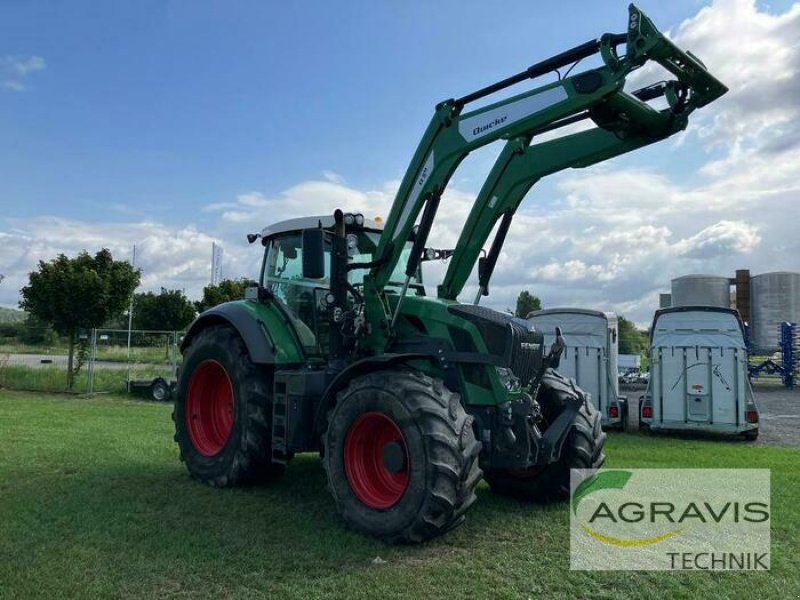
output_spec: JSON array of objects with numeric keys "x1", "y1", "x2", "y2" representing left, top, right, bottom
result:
[
  {"x1": 639, "y1": 307, "x2": 759, "y2": 439},
  {"x1": 527, "y1": 309, "x2": 625, "y2": 428}
]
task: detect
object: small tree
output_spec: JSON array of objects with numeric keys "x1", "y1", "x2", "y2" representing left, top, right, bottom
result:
[
  {"x1": 133, "y1": 288, "x2": 196, "y2": 332},
  {"x1": 617, "y1": 315, "x2": 648, "y2": 356},
  {"x1": 515, "y1": 290, "x2": 542, "y2": 318},
  {"x1": 20, "y1": 249, "x2": 139, "y2": 388},
  {"x1": 195, "y1": 278, "x2": 256, "y2": 312}
]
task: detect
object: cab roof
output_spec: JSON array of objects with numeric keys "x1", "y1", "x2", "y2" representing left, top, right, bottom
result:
[{"x1": 260, "y1": 215, "x2": 383, "y2": 239}]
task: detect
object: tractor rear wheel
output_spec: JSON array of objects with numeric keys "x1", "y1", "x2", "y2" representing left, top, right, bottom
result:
[
  {"x1": 173, "y1": 324, "x2": 284, "y2": 487},
  {"x1": 322, "y1": 369, "x2": 482, "y2": 543},
  {"x1": 485, "y1": 371, "x2": 606, "y2": 502}
]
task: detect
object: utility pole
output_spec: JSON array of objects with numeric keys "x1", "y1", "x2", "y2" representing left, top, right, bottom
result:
[
  {"x1": 211, "y1": 242, "x2": 223, "y2": 285},
  {"x1": 126, "y1": 245, "x2": 136, "y2": 391}
]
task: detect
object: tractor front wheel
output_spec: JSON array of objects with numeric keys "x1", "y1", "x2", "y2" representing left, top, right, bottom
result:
[
  {"x1": 485, "y1": 371, "x2": 606, "y2": 502},
  {"x1": 173, "y1": 325, "x2": 284, "y2": 487},
  {"x1": 323, "y1": 369, "x2": 482, "y2": 543}
]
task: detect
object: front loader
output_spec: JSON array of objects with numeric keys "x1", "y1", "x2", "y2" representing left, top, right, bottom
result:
[{"x1": 173, "y1": 5, "x2": 727, "y2": 542}]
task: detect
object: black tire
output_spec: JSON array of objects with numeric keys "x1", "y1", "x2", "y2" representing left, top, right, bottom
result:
[
  {"x1": 485, "y1": 371, "x2": 606, "y2": 502},
  {"x1": 150, "y1": 377, "x2": 170, "y2": 402},
  {"x1": 173, "y1": 324, "x2": 284, "y2": 487},
  {"x1": 322, "y1": 369, "x2": 482, "y2": 543},
  {"x1": 742, "y1": 429, "x2": 759, "y2": 441}
]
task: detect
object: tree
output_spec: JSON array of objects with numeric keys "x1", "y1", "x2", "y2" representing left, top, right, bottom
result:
[
  {"x1": 133, "y1": 288, "x2": 196, "y2": 331},
  {"x1": 20, "y1": 249, "x2": 139, "y2": 388},
  {"x1": 617, "y1": 315, "x2": 648, "y2": 355},
  {"x1": 514, "y1": 290, "x2": 542, "y2": 318},
  {"x1": 195, "y1": 279, "x2": 256, "y2": 312}
]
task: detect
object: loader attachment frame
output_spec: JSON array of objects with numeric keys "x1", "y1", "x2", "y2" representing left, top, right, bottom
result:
[{"x1": 366, "y1": 4, "x2": 726, "y2": 343}]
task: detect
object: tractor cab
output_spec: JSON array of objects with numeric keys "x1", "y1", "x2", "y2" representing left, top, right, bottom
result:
[{"x1": 258, "y1": 214, "x2": 423, "y2": 355}]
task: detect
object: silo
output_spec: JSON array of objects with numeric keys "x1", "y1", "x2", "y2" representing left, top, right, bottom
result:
[
  {"x1": 671, "y1": 275, "x2": 731, "y2": 308},
  {"x1": 750, "y1": 272, "x2": 800, "y2": 352}
]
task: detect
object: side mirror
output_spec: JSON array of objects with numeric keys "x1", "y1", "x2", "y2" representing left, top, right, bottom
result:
[
  {"x1": 477, "y1": 256, "x2": 487, "y2": 283},
  {"x1": 302, "y1": 229, "x2": 326, "y2": 279}
]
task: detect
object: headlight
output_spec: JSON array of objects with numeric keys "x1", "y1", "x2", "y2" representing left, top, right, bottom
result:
[{"x1": 495, "y1": 367, "x2": 521, "y2": 392}]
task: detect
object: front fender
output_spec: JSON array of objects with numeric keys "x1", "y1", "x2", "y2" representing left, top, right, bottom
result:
[{"x1": 312, "y1": 353, "x2": 438, "y2": 439}]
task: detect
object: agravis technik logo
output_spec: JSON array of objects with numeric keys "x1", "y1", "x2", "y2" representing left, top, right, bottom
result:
[{"x1": 570, "y1": 469, "x2": 770, "y2": 571}]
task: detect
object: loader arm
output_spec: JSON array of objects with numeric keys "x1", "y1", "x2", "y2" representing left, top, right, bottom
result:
[
  {"x1": 437, "y1": 118, "x2": 682, "y2": 302},
  {"x1": 365, "y1": 4, "x2": 726, "y2": 344}
]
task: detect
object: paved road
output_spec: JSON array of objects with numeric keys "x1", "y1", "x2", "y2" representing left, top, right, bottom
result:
[
  {"x1": 752, "y1": 385, "x2": 800, "y2": 448},
  {"x1": 3, "y1": 353, "x2": 137, "y2": 371},
  {"x1": 620, "y1": 383, "x2": 799, "y2": 447}
]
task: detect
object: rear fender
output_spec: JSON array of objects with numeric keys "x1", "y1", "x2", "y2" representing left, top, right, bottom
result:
[{"x1": 181, "y1": 301, "x2": 304, "y2": 365}]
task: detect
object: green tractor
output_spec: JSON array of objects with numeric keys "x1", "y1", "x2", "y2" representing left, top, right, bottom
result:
[{"x1": 173, "y1": 5, "x2": 726, "y2": 542}]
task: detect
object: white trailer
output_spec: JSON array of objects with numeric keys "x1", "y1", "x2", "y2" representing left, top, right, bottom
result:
[
  {"x1": 639, "y1": 307, "x2": 759, "y2": 439},
  {"x1": 527, "y1": 308, "x2": 624, "y2": 428}
]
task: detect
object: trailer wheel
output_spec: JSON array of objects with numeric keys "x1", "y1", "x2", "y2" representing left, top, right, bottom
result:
[
  {"x1": 485, "y1": 374, "x2": 606, "y2": 502},
  {"x1": 150, "y1": 377, "x2": 171, "y2": 402},
  {"x1": 322, "y1": 369, "x2": 482, "y2": 543},
  {"x1": 173, "y1": 324, "x2": 284, "y2": 487}
]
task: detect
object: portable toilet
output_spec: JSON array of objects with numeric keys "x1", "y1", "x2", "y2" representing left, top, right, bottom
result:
[
  {"x1": 639, "y1": 307, "x2": 759, "y2": 439},
  {"x1": 527, "y1": 308, "x2": 624, "y2": 428}
]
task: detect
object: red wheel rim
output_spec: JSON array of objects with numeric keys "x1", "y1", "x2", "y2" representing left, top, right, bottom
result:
[
  {"x1": 344, "y1": 412, "x2": 410, "y2": 509},
  {"x1": 186, "y1": 359, "x2": 235, "y2": 456}
]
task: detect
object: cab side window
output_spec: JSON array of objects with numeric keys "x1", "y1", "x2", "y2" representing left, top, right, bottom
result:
[{"x1": 262, "y1": 233, "x2": 331, "y2": 354}]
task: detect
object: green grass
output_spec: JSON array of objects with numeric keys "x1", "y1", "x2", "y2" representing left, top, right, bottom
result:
[
  {"x1": 0, "y1": 340, "x2": 69, "y2": 356},
  {"x1": 1, "y1": 391, "x2": 798, "y2": 599},
  {"x1": 0, "y1": 365, "x2": 173, "y2": 394}
]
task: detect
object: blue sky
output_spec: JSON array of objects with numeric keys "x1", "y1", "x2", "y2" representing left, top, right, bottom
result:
[
  {"x1": 0, "y1": 1, "x2": 718, "y2": 221},
  {"x1": 2, "y1": 0, "x2": 799, "y2": 324}
]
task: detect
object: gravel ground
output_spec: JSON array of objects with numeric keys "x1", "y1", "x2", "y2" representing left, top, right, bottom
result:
[
  {"x1": 751, "y1": 384, "x2": 800, "y2": 448},
  {"x1": 619, "y1": 383, "x2": 799, "y2": 448}
]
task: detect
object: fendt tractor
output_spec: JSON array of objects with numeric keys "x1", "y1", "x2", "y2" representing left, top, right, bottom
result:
[{"x1": 173, "y1": 5, "x2": 726, "y2": 542}]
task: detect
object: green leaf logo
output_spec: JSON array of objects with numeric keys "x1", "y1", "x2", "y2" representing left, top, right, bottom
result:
[{"x1": 572, "y1": 470, "x2": 632, "y2": 515}]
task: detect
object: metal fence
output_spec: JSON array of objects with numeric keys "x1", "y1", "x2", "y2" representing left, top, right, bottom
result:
[{"x1": 0, "y1": 325, "x2": 181, "y2": 397}]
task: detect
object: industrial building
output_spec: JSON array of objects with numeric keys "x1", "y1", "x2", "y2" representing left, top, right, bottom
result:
[{"x1": 661, "y1": 270, "x2": 800, "y2": 353}]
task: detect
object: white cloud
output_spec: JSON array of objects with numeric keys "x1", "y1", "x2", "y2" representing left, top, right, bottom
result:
[
  {"x1": 676, "y1": 220, "x2": 761, "y2": 258},
  {"x1": 0, "y1": 217, "x2": 244, "y2": 308},
  {"x1": 201, "y1": 201, "x2": 237, "y2": 213},
  {"x1": 1, "y1": 55, "x2": 46, "y2": 92},
  {"x1": 7, "y1": 56, "x2": 46, "y2": 76},
  {"x1": 672, "y1": 0, "x2": 800, "y2": 158},
  {"x1": 3, "y1": 80, "x2": 26, "y2": 92},
  {"x1": 322, "y1": 170, "x2": 346, "y2": 185},
  {"x1": 210, "y1": 180, "x2": 399, "y2": 228}
]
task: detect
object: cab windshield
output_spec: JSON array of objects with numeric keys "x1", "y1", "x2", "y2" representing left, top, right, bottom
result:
[
  {"x1": 260, "y1": 229, "x2": 423, "y2": 355},
  {"x1": 261, "y1": 230, "x2": 422, "y2": 297},
  {"x1": 350, "y1": 231, "x2": 424, "y2": 295}
]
